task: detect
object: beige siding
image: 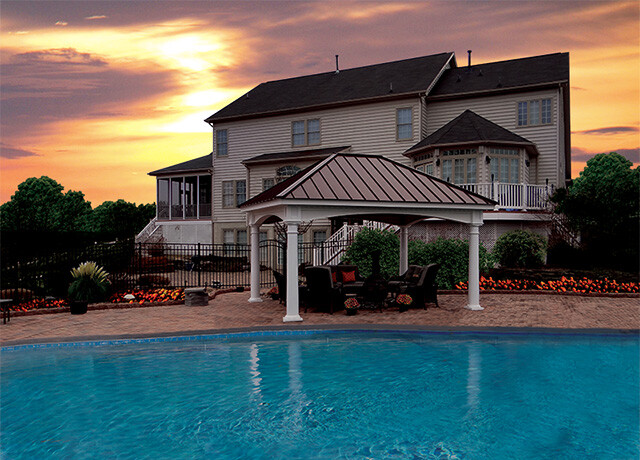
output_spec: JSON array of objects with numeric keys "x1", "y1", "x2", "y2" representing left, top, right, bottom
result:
[
  {"x1": 211, "y1": 98, "x2": 420, "y2": 223},
  {"x1": 425, "y1": 89, "x2": 562, "y2": 187}
]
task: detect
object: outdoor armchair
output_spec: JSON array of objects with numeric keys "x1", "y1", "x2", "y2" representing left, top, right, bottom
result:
[{"x1": 304, "y1": 266, "x2": 344, "y2": 314}]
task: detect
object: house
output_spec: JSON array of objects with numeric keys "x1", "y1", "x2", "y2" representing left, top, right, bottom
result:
[{"x1": 143, "y1": 51, "x2": 570, "y2": 251}]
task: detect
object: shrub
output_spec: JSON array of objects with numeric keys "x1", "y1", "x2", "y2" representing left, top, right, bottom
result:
[
  {"x1": 408, "y1": 238, "x2": 493, "y2": 289},
  {"x1": 493, "y1": 230, "x2": 546, "y2": 268},
  {"x1": 68, "y1": 261, "x2": 110, "y2": 302},
  {"x1": 342, "y1": 228, "x2": 399, "y2": 279}
]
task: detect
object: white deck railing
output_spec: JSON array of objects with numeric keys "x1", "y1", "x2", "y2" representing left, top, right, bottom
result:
[
  {"x1": 313, "y1": 220, "x2": 399, "y2": 265},
  {"x1": 135, "y1": 217, "x2": 160, "y2": 243},
  {"x1": 458, "y1": 183, "x2": 552, "y2": 211}
]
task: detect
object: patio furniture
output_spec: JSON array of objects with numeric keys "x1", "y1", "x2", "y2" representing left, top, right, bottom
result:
[
  {"x1": 272, "y1": 270, "x2": 286, "y2": 304},
  {"x1": 304, "y1": 266, "x2": 344, "y2": 314},
  {"x1": 388, "y1": 264, "x2": 440, "y2": 309},
  {"x1": 329, "y1": 264, "x2": 365, "y2": 296},
  {"x1": 359, "y1": 274, "x2": 388, "y2": 311},
  {"x1": 1, "y1": 299, "x2": 12, "y2": 324}
]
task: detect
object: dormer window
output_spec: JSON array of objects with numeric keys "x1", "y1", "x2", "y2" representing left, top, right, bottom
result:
[
  {"x1": 517, "y1": 98, "x2": 552, "y2": 127},
  {"x1": 292, "y1": 119, "x2": 320, "y2": 147}
]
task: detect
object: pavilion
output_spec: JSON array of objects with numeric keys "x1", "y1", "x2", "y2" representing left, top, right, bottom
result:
[{"x1": 240, "y1": 152, "x2": 496, "y2": 322}]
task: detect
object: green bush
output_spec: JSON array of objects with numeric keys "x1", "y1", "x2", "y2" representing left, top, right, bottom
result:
[
  {"x1": 342, "y1": 228, "x2": 399, "y2": 279},
  {"x1": 408, "y1": 238, "x2": 493, "y2": 289},
  {"x1": 493, "y1": 230, "x2": 546, "y2": 268}
]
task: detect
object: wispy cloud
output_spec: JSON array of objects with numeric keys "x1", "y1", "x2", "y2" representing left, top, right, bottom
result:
[
  {"x1": 85, "y1": 15, "x2": 107, "y2": 20},
  {"x1": 14, "y1": 48, "x2": 108, "y2": 66},
  {"x1": 55, "y1": 21, "x2": 67, "y2": 26},
  {"x1": 0, "y1": 143, "x2": 39, "y2": 159},
  {"x1": 572, "y1": 147, "x2": 639, "y2": 163},
  {"x1": 573, "y1": 126, "x2": 639, "y2": 135}
]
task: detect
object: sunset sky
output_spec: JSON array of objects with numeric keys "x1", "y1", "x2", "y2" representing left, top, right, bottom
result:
[{"x1": 1, "y1": 1, "x2": 638, "y2": 206}]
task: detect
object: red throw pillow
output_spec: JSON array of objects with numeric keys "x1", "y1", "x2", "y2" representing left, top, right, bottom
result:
[
  {"x1": 342, "y1": 270, "x2": 356, "y2": 283},
  {"x1": 331, "y1": 271, "x2": 337, "y2": 283}
]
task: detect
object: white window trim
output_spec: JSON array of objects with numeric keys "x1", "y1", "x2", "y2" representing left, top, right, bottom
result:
[
  {"x1": 291, "y1": 119, "x2": 321, "y2": 148},
  {"x1": 516, "y1": 98, "x2": 553, "y2": 127},
  {"x1": 396, "y1": 107, "x2": 413, "y2": 141}
]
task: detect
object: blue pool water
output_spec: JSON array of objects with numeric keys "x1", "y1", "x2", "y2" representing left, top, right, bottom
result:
[{"x1": 1, "y1": 331, "x2": 638, "y2": 459}]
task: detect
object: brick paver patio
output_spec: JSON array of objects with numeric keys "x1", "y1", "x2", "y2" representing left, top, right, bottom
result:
[{"x1": 2, "y1": 291, "x2": 638, "y2": 346}]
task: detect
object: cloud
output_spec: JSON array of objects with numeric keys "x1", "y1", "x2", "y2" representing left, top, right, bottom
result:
[
  {"x1": 572, "y1": 147, "x2": 639, "y2": 163},
  {"x1": 55, "y1": 21, "x2": 67, "y2": 26},
  {"x1": 0, "y1": 143, "x2": 39, "y2": 159},
  {"x1": 14, "y1": 48, "x2": 108, "y2": 66},
  {"x1": 573, "y1": 126, "x2": 639, "y2": 135},
  {"x1": 85, "y1": 15, "x2": 107, "y2": 20}
]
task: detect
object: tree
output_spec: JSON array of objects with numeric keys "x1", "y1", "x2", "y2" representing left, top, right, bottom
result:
[
  {"x1": 0, "y1": 176, "x2": 91, "y2": 232},
  {"x1": 551, "y1": 152, "x2": 639, "y2": 270},
  {"x1": 86, "y1": 199, "x2": 155, "y2": 238}
]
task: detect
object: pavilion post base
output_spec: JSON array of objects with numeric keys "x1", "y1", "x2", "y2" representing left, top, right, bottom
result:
[
  {"x1": 283, "y1": 314, "x2": 303, "y2": 322},
  {"x1": 464, "y1": 304, "x2": 484, "y2": 311},
  {"x1": 248, "y1": 297, "x2": 263, "y2": 303}
]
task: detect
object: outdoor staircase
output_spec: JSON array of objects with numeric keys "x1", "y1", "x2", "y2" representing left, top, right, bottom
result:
[
  {"x1": 135, "y1": 217, "x2": 163, "y2": 244},
  {"x1": 313, "y1": 220, "x2": 399, "y2": 265}
]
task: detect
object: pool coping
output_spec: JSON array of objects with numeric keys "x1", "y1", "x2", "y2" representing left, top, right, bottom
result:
[{"x1": 2, "y1": 324, "x2": 638, "y2": 350}]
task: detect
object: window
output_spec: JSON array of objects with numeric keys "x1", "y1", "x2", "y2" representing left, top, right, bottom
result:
[
  {"x1": 236, "y1": 180, "x2": 246, "y2": 206},
  {"x1": 517, "y1": 98, "x2": 552, "y2": 126},
  {"x1": 198, "y1": 175, "x2": 212, "y2": 218},
  {"x1": 222, "y1": 181, "x2": 234, "y2": 208},
  {"x1": 237, "y1": 230, "x2": 247, "y2": 246},
  {"x1": 490, "y1": 148, "x2": 520, "y2": 183},
  {"x1": 292, "y1": 119, "x2": 320, "y2": 147},
  {"x1": 396, "y1": 108, "x2": 413, "y2": 140},
  {"x1": 223, "y1": 229, "x2": 235, "y2": 255},
  {"x1": 276, "y1": 165, "x2": 300, "y2": 183},
  {"x1": 440, "y1": 148, "x2": 478, "y2": 184},
  {"x1": 262, "y1": 178, "x2": 275, "y2": 191},
  {"x1": 313, "y1": 230, "x2": 327, "y2": 245},
  {"x1": 157, "y1": 179, "x2": 169, "y2": 218},
  {"x1": 222, "y1": 180, "x2": 246, "y2": 208},
  {"x1": 216, "y1": 129, "x2": 228, "y2": 156},
  {"x1": 424, "y1": 163, "x2": 434, "y2": 176}
]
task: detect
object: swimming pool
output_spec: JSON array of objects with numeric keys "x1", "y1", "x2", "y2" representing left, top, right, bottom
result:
[{"x1": 2, "y1": 330, "x2": 638, "y2": 459}]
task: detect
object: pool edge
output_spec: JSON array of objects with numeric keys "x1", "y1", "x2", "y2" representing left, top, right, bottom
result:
[{"x1": 2, "y1": 324, "x2": 638, "y2": 350}]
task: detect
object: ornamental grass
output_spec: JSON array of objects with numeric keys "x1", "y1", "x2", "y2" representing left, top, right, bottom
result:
[{"x1": 455, "y1": 276, "x2": 639, "y2": 294}]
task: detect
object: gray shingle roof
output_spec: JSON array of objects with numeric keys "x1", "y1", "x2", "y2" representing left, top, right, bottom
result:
[
  {"x1": 242, "y1": 146, "x2": 350, "y2": 166},
  {"x1": 429, "y1": 53, "x2": 569, "y2": 98},
  {"x1": 206, "y1": 53, "x2": 453, "y2": 123},
  {"x1": 240, "y1": 153, "x2": 496, "y2": 208},
  {"x1": 405, "y1": 110, "x2": 535, "y2": 155},
  {"x1": 148, "y1": 153, "x2": 212, "y2": 176}
]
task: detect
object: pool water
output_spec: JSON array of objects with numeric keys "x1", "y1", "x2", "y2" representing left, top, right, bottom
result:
[{"x1": 1, "y1": 332, "x2": 638, "y2": 459}]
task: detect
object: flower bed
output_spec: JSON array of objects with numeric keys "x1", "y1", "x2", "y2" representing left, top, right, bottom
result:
[
  {"x1": 455, "y1": 276, "x2": 639, "y2": 294},
  {"x1": 109, "y1": 288, "x2": 185, "y2": 304},
  {"x1": 8, "y1": 298, "x2": 69, "y2": 312}
]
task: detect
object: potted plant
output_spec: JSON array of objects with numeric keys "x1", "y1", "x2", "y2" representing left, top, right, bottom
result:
[
  {"x1": 344, "y1": 297, "x2": 359, "y2": 316},
  {"x1": 396, "y1": 294, "x2": 413, "y2": 313},
  {"x1": 266, "y1": 286, "x2": 279, "y2": 300},
  {"x1": 68, "y1": 261, "x2": 110, "y2": 315}
]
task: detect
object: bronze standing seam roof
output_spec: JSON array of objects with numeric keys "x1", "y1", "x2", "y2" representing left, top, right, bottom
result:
[{"x1": 240, "y1": 153, "x2": 496, "y2": 208}]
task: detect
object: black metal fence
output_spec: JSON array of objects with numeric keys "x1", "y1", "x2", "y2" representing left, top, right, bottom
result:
[{"x1": 0, "y1": 238, "x2": 352, "y2": 299}]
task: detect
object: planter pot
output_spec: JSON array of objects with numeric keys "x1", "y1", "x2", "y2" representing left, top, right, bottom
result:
[
  {"x1": 271, "y1": 294, "x2": 279, "y2": 300},
  {"x1": 398, "y1": 303, "x2": 410, "y2": 313},
  {"x1": 70, "y1": 301, "x2": 88, "y2": 315},
  {"x1": 345, "y1": 308, "x2": 358, "y2": 316}
]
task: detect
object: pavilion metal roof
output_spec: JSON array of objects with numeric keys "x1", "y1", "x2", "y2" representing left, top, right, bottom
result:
[{"x1": 240, "y1": 152, "x2": 496, "y2": 208}]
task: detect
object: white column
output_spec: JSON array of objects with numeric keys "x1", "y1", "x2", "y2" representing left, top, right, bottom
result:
[
  {"x1": 399, "y1": 226, "x2": 409, "y2": 275},
  {"x1": 283, "y1": 222, "x2": 303, "y2": 322},
  {"x1": 465, "y1": 223, "x2": 483, "y2": 310},
  {"x1": 248, "y1": 224, "x2": 262, "y2": 303}
]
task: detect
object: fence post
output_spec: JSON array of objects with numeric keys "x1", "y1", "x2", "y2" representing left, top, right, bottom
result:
[{"x1": 197, "y1": 242, "x2": 201, "y2": 287}]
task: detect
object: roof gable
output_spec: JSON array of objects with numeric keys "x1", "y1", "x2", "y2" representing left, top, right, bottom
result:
[
  {"x1": 429, "y1": 52, "x2": 569, "y2": 98},
  {"x1": 241, "y1": 153, "x2": 495, "y2": 208},
  {"x1": 206, "y1": 53, "x2": 453, "y2": 123},
  {"x1": 405, "y1": 110, "x2": 534, "y2": 154},
  {"x1": 149, "y1": 153, "x2": 212, "y2": 176}
]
